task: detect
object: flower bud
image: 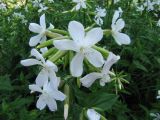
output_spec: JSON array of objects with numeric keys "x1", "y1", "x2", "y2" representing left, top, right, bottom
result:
[{"x1": 64, "y1": 104, "x2": 69, "y2": 120}]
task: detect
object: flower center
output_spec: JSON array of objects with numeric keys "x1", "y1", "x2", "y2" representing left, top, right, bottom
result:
[
  {"x1": 102, "y1": 74, "x2": 110, "y2": 83},
  {"x1": 80, "y1": 47, "x2": 85, "y2": 53}
]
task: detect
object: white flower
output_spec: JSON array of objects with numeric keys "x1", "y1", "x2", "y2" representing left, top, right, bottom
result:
[
  {"x1": 144, "y1": 0, "x2": 155, "y2": 11},
  {"x1": 0, "y1": 3, "x2": 7, "y2": 11},
  {"x1": 157, "y1": 90, "x2": 160, "y2": 99},
  {"x1": 111, "y1": 10, "x2": 131, "y2": 45},
  {"x1": 87, "y1": 109, "x2": 100, "y2": 120},
  {"x1": 38, "y1": 3, "x2": 48, "y2": 13},
  {"x1": 157, "y1": 19, "x2": 160, "y2": 27},
  {"x1": 136, "y1": 5, "x2": 144, "y2": 12},
  {"x1": 29, "y1": 80, "x2": 66, "y2": 111},
  {"x1": 80, "y1": 52, "x2": 120, "y2": 87},
  {"x1": 21, "y1": 49, "x2": 59, "y2": 88},
  {"x1": 94, "y1": 7, "x2": 107, "y2": 26},
  {"x1": 150, "y1": 113, "x2": 160, "y2": 120},
  {"x1": 73, "y1": 0, "x2": 86, "y2": 11},
  {"x1": 54, "y1": 21, "x2": 104, "y2": 77},
  {"x1": 114, "y1": 0, "x2": 120, "y2": 4},
  {"x1": 29, "y1": 14, "x2": 47, "y2": 46},
  {"x1": 48, "y1": 0, "x2": 54, "y2": 3},
  {"x1": 33, "y1": 0, "x2": 41, "y2": 7}
]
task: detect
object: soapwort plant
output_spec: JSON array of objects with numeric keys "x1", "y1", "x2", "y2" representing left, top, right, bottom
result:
[{"x1": 20, "y1": 3, "x2": 131, "y2": 120}]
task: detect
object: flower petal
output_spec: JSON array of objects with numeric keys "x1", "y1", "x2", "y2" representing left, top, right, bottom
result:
[
  {"x1": 46, "y1": 98, "x2": 57, "y2": 111},
  {"x1": 85, "y1": 28, "x2": 103, "y2": 46},
  {"x1": 68, "y1": 21, "x2": 85, "y2": 43},
  {"x1": 80, "y1": 72, "x2": 102, "y2": 88},
  {"x1": 40, "y1": 47, "x2": 48, "y2": 54},
  {"x1": 36, "y1": 69, "x2": 48, "y2": 87},
  {"x1": 102, "y1": 52, "x2": 120, "y2": 74},
  {"x1": 51, "y1": 89, "x2": 66, "y2": 101},
  {"x1": 20, "y1": 59, "x2": 41, "y2": 66},
  {"x1": 115, "y1": 18, "x2": 125, "y2": 31},
  {"x1": 31, "y1": 49, "x2": 44, "y2": 61},
  {"x1": 100, "y1": 75, "x2": 111, "y2": 87},
  {"x1": 36, "y1": 95, "x2": 46, "y2": 110},
  {"x1": 157, "y1": 96, "x2": 160, "y2": 99},
  {"x1": 85, "y1": 48, "x2": 104, "y2": 67},
  {"x1": 48, "y1": 70, "x2": 60, "y2": 89},
  {"x1": 29, "y1": 84, "x2": 42, "y2": 93},
  {"x1": 87, "y1": 109, "x2": 101, "y2": 120},
  {"x1": 46, "y1": 60, "x2": 58, "y2": 72},
  {"x1": 29, "y1": 23, "x2": 42, "y2": 33},
  {"x1": 40, "y1": 14, "x2": 46, "y2": 28},
  {"x1": 112, "y1": 32, "x2": 131, "y2": 45},
  {"x1": 81, "y1": 2, "x2": 86, "y2": 9},
  {"x1": 54, "y1": 40, "x2": 79, "y2": 52},
  {"x1": 75, "y1": 4, "x2": 81, "y2": 11},
  {"x1": 112, "y1": 10, "x2": 120, "y2": 25},
  {"x1": 49, "y1": 76, "x2": 60, "y2": 89},
  {"x1": 39, "y1": 35, "x2": 47, "y2": 43},
  {"x1": 29, "y1": 34, "x2": 43, "y2": 47},
  {"x1": 70, "y1": 53, "x2": 84, "y2": 77}
]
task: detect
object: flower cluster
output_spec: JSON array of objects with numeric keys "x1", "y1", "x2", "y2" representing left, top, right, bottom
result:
[
  {"x1": 135, "y1": 0, "x2": 160, "y2": 12},
  {"x1": 134, "y1": 0, "x2": 160, "y2": 28},
  {"x1": 12, "y1": 12, "x2": 28, "y2": 25},
  {"x1": 21, "y1": 15, "x2": 66, "y2": 111},
  {"x1": 21, "y1": 6, "x2": 131, "y2": 119},
  {"x1": 32, "y1": 0, "x2": 48, "y2": 13}
]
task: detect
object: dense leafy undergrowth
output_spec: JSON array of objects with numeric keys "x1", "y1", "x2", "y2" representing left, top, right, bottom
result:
[{"x1": 0, "y1": 0, "x2": 160, "y2": 120}]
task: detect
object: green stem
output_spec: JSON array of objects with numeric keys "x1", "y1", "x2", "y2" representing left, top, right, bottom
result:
[
  {"x1": 77, "y1": 77, "x2": 81, "y2": 88},
  {"x1": 64, "y1": 84, "x2": 70, "y2": 105},
  {"x1": 101, "y1": 115, "x2": 107, "y2": 120},
  {"x1": 49, "y1": 50, "x2": 67, "y2": 63},
  {"x1": 103, "y1": 29, "x2": 112, "y2": 37},
  {"x1": 49, "y1": 29, "x2": 68, "y2": 35},
  {"x1": 43, "y1": 47, "x2": 58, "y2": 58},
  {"x1": 45, "y1": 30, "x2": 62, "y2": 38},
  {"x1": 85, "y1": 23, "x2": 96, "y2": 32},
  {"x1": 84, "y1": 59, "x2": 100, "y2": 72},
  {"x1": 37, "y1": 39, "x2": 53, "y2": 48},
  {"x1": 37, "y1": 36, "x2": 69, "y2": 48}
]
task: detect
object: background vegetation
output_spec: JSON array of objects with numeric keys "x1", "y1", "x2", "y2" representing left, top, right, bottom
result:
[{"x1": 0, "y1": 0, "x2": 160, "y2": 120}]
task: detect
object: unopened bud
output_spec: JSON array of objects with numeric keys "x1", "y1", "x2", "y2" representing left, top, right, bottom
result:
[{"x1": 64, "y1": 104, "x2": 69, "y2": 120}]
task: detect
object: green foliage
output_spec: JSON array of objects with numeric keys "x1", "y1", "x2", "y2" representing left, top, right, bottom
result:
[{"x1": 0, "y1": 0, "x2": 160, "y2": 120}]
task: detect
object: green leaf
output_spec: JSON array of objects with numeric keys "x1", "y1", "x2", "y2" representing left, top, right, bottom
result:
[
  {"x1": 133, "y1": 61, "x2": 148, "y2": 72},
  {"x1": 73, "y1": 86, "x2": 118, "y2": 111},
  {"x1": 0, "y1": 75, "x2": 13, "y2": 92},
  {"x1": 85, "y1": 92, "x2": 118, "y2": 111}
]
